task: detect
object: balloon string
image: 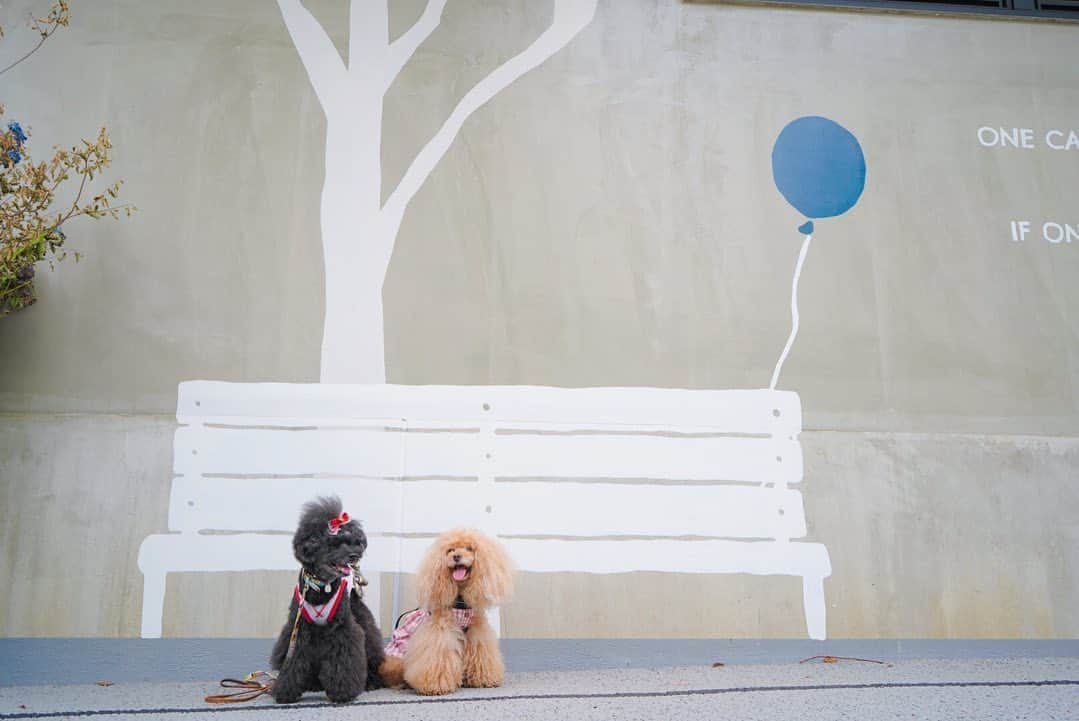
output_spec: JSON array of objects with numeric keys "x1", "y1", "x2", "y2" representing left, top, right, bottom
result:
[{"x1": 770, "y1": 233, "x2": 812, "y2": 390}]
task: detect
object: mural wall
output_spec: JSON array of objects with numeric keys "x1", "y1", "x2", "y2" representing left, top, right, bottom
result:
[{"x1": 1, "y1": 0, "x2": 1077, "y2": 641}]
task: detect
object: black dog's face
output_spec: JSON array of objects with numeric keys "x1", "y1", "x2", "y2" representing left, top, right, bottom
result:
[
  {"x1": 293, "y1": 504, "x2": 368, "y2": 583},
  {"x1": 324, "y1": 521, "x2": 367, "y2": 578}
]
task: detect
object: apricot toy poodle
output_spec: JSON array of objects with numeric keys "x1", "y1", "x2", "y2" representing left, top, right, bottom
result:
[{"x1": 380, "y1": 528, "x2": 513, "y2": 695}]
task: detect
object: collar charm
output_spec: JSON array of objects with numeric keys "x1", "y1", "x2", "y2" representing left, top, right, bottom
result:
[
  {"x1": 295, "y1": 569, "x2": 353, "y2": 625},
  {"x1": 301, "y1": 569, "x2": 334, "y2": 595}
]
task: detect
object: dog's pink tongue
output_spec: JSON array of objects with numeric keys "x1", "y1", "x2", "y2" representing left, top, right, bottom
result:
[{"x1": 452, "y1": 566, "x2": 468, "y2": 581}]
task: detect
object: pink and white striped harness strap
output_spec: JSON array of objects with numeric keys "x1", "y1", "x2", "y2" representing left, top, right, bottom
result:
[
  {"x1": 383, "y1": 607, "x2": 475, "y2": 659},
  {"x1": 294, "y1": 569, "x2": 353, "y2": 626}
]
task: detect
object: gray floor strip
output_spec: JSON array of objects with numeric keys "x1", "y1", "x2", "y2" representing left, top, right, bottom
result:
[
  {"x1": 3, "y1": 679, "x2": 1079, "y2": 719},
  {"x1": 2, "y1": 638, "x2": 1078, "y2": 686}
]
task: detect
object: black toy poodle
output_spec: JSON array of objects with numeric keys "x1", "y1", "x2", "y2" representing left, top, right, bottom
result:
[{"x1": 269, "y1": 496, "x2": 384, "y2": 703}]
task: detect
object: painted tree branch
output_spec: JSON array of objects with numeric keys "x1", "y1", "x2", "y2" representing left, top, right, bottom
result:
[
  {"x1": 382, "y1": 0, "x2": 448, "y2": 90},
  {"x1": 381, "y1": 0, "x2": 597, "y2": 226},
  {"x1": 276, "y1": 0, "x2": 348, "y2": 113}
]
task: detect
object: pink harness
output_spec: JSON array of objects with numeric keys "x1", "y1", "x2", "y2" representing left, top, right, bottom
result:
[
  {"x1": 294, "y1": 569, "x2": 353, "y2": 626},
  {"x1": 383, "y1": 607, "x2": 475, "y2": 658}
]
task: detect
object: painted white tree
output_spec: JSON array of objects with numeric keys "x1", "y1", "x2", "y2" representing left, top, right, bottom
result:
[{"x1": 276, "y1": 0, "x2": 598, "y2": 382}]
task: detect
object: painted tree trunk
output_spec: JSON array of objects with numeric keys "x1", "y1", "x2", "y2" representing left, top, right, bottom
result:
[
  {"x1": 277, "y1": 0, "x2": 599, "y2": 382},
  {"x1": 318, "y1": 116, "x2": 395, "y2": 383},
  {"x1": 318, "y1": 222, "x2": 390, "y2": 383}
]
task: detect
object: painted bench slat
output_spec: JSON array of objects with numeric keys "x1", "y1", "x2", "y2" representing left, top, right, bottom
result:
[
  {"x1": 167, "y1": 478, "x2": 486, "y2": 534},
  {"x1": 173, "y1": 427, "x2": 475, "y2": 478},
  {"x1": 176, "y1": 382, "x2": 801, "y2": 436},
  {"x1": 174, "y1": 427, "x2": 802, "y2": 484},
  {"x1": 166, "y1": 477, "x2": 807, "y2": 540},
  {"x1": 490, "y1": 434, "x2": 801, "y2": 483},
  {"x1": 492, "y1": 483, "x2": 806, "y2": 539},
  {"x1": 138, "y1": 533, "x2": 830, "y2": 577},
  {"x1": 503, "y1": 538, "x2": 832, "y2": 577}
]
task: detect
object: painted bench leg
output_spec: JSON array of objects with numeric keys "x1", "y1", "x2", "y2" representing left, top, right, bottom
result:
[
  {"x1": 486, "y1": 607, "x2": 501, "y2": 638},
  {"x1": 802, "y1": 575, "x2": 827, "y2": 641},
  {"x1": 140, "y1": 568, "x2": 168, "y2": 639}
]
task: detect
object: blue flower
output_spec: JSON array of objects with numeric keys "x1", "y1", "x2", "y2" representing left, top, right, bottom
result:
[
  {"x1": 7, "y1": 122, "x2": 27, "y2": 144},
  {"x1": 6, "y1": 148, "x2": 21, "y2": 164}
]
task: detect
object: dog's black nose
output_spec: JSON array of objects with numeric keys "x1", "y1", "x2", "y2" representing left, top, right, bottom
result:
[{"x1": 452, "y1": 554, "x2": 461, "y2": 563}]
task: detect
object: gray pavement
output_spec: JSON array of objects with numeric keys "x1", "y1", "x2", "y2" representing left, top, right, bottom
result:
[{"x1": 1, "y1": 657, "x2": 1078, "y2": 720}]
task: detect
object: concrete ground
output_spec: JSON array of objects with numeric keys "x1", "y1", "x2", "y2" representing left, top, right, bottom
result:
[{"x1": 0, "y1": 657, "x2": 1076, "y2": 721}]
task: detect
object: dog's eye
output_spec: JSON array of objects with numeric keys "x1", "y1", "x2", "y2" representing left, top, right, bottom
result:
[{"x1": 465, "y1": 546, "x2": 473, "y2": 552}]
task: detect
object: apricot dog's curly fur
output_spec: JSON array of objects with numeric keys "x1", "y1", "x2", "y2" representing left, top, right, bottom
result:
[{"x1": 380, "y1": 528, "x2": 513, "y2": 695}]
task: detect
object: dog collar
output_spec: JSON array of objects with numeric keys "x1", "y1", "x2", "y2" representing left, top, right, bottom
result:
[
  {"x1": 300, "y1": 569, "x2": 334, "y2": 595},
  {"x1": 295, "y1": 569, "x2": 353, "y2": 626}
]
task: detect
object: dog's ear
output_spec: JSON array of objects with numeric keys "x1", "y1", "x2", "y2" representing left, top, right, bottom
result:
[
  {"x1": 475, "y1": 532, "x2": 514, "y2": 605},
  {"x1": 292, "y1": 496, "x2": 342, "y2": 566},
  {"x1": 414, "y1": 536, "x2": 457, "y2": 610},
  {"x1": 293, "y1": 528, "x2": 323, "y2": 567}
]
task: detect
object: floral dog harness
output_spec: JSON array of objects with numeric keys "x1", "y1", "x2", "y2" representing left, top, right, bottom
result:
[{"x1": 383, "y1": 606, "x2": 475, "y2": 658}]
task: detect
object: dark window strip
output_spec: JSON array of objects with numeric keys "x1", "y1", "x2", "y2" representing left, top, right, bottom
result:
[{"x1": 687, "y1": 0, "x2": 1079, "y2": 20}]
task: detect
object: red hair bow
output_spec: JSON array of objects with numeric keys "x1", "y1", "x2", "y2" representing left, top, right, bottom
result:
[{"x1": 327, "y1": 511, "x2": 350, "y2": 535}]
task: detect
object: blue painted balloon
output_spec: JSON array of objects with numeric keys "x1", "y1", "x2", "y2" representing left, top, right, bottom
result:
[{"x1": 772, "y1": 116, "x2": 865, "y2": 220}]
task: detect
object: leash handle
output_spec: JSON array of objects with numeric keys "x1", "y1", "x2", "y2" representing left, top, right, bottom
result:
[{"x1": 205, "y1": 678, "x2": 272, "y2": 704}]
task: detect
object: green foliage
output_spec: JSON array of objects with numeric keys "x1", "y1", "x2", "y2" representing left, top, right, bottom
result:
[{"x1": 0, "y1": 1, "x2": 133, "y2": 317}]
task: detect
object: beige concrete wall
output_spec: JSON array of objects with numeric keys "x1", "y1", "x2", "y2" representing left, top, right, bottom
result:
[
  {"x1": 0, "y1": 0, "x2": 1076, "y2": 638},
  {"x1": 3, "y1": 419, "x2": 1076, "y2": 638}
]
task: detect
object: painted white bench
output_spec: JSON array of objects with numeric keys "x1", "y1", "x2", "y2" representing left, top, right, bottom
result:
[{"x1": 138, "y1": 381, "x2": 831, "y2": 639}]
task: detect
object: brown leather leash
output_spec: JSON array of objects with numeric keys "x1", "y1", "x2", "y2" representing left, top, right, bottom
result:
[
  {"x1": 203, "y1": 593, "x2": 301, "y2": 704},
  {"x1": 204, "y1": 672, "x2": 276, "y2": 703}
]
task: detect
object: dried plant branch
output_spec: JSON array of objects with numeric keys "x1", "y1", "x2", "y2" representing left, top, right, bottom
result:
[
  {"x1": 0, "y1": 0, "x2": 70, "y2": 76},
  {"x1": 1, "y1": 2, "x2": 134, "y2": 316}
]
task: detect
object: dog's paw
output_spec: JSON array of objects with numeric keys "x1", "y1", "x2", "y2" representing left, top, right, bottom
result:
[
  {"x1": 325, "y1": 691, "x2": 360, "y2": 704},
  {"x1": 463, "y1": 642, "x2": 504, "y2": 688},
  {"x1": 413, "y1": 680, "x2": 458, "y2": 696},
  {"x1": 463, "y1": 666, "x2": 503, "y2": 688},
  {"x1": 407, "y1": 668, "x2": 460, "y2": 696},
  {"x1": 270, "y1": 690, "x2": 302, "y2": 704}
]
